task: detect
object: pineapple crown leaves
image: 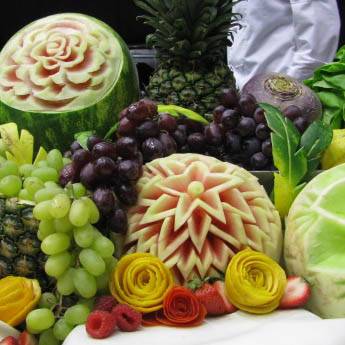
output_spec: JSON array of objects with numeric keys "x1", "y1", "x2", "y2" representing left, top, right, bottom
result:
[
  {"x1": 0, "y1": 122, "x2": 47, "y2": 165},
  {"x1": 134, "y1": 0, "x2": 242, "y2": 66}
]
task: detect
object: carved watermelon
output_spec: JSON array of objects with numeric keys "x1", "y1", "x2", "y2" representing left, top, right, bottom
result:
[
  {"x1": 125, "y1": 154, "x2": 282, "y2": 283},
  {"x1": 0, "y1": 13, "x2": 139, "y2": 150}
]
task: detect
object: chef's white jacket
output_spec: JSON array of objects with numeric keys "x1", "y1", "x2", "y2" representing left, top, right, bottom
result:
[{"x1": 228, "y1": 0, "x2": 341, "y2": 88}]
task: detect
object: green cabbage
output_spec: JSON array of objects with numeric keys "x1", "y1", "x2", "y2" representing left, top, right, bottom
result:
[{"x1": 285, "y1": 163, "x2": 345, "y2": 318}]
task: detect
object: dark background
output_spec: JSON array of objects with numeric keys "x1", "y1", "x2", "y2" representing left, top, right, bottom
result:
[{"x1": 0, "y1": 0, "x2": 344, "y2": 53}]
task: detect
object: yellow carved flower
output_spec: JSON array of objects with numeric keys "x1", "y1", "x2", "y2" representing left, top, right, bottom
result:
[
  {"x1": 0, "y1": 276, "x2": 41, "y2": 326},
  {"x1": 110, "y1": 253, "x2": 174, "y2": 313},
  {"x1": 225, "y1": 248, "x2": 286, "y2": 314}
]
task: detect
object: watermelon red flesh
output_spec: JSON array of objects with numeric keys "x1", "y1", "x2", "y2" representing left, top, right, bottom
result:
[
  {"x1": 0, "y1": 13, "x2": 139, "y2": 150},
  {"x1": 126, "y1": 154, "x2": 283, "y2": 284}
]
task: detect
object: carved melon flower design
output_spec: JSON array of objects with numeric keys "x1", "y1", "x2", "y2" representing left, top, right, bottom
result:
[
  {"x1": 0, "y1": 13, "x2": 121, "y2": 110},
  {"x1": 126, "y1": 154, "x2": 282, "y2": 283}
]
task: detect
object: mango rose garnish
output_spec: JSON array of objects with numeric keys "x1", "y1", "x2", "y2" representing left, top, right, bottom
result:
[
  {"x1": 225, "y1": 248, "x2": 287, "y2": 314},
  {"x1": 110, "y1": 253, "x2": 174, "y2": 313},
  {"x1": 0, "y1": 276, "x2": 41, "y2": 326}
]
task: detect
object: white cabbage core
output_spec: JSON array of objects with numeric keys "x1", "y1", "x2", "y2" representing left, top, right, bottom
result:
[{"x1": 0, "y1": 13, "x2": 122, "y2": 111}]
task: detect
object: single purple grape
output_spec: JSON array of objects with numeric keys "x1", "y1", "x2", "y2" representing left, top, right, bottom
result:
[
  {"x1": 204, "y1": 123, "x2": 223, "y2": 146},
  {"x1": 72, "y1": 149, "x2": 92, "y2": 169},
  {"x1": 225, "y1": 132, "x2": 241, "y2": 153},
  {"x1": 87, "y1": 135, "x2": 103, "y2": 151},
  {"x1": 107, "y1": 208, "x2": 128, "y2": 234},
  {"x1": 141, "y1": 138, "x2": 164, "y2": 162},
  {"x1": 237, "y1": 117, "x2": 256, "y2": 137},
  {"x1": 250, "y1": 152, "x2": 269, "y2": 170},
  {"x1": 115, "y1": 183, "x2": 138, "y2": 206},
  {"x1": 93, "y1": 188, "x2": 117, "y2": 216},
  {"x1": 59, "y1": 163, "x2": 79, "y2": 187},
  {"x1": 187, "y1": 133, "x2": 206, "y2": 153},
  {"x1": 220, "y1": 88, "x2": 238, "y2": 108},
  {"x1": 70, "y1": 141, "x2": 82, "y2": 153},
  {"x1": 239, "y1": 94, "x2": 257, "y2": 116},
  {"x1": 117, "y1": 160, "x2": 140, "y2": 181},
  {"x1": 80, "y1": 162, "x2": 98, "y2": 189},
  {"x1": 242, "y1": 137, "x2": 261, "y2": 157},
  {"x1": 136, "y1": 120, "x2": 160, "y2": 140},
  {"x1": 173, "y1": 129, "x2": 187, "y2": 147},
  {"x1": 255, "y1": 123, "x2": 270, "y2": 140},
  {"x1": 126, "y1": 99, "x2": 157, "y2": 123},
  {"x1": 116, "y1": 137, "x2": 138, "y2": 159},
  {"x1": 117, "y1": 117, "x2": 136, "y2": 137},
  {"x1": 94, "y1": 156, "x2": 116, "y2": 177},
  {"x1": 221, "y1": 109, "x2": 240, "y2": 130},
  {"x1": 159, "y1": 132, "x2": 177, "y2": 156},
  {"x1": 253, "y1": 108, "x2": 266, "y2": 124},
  {"x1": 92, "y1": 142, "x2": 117, "y2": 160},
  {"x1": 158, "y1": 114, "x2": 177, "y2": 133},
  {"x1": 262, "y1": 139, "x2": 272, "y2": 157},
  {"x1": 213, "y1": 105, "x2": 226, "y2": 124}
]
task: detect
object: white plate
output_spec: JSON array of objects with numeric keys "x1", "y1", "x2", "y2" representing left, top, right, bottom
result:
[{"x1": 0, "y1": 321, "x2": 20, "y2": 340}]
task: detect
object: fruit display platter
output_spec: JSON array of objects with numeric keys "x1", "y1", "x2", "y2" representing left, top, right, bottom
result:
[{"x1": 1, "y1": 3, "x2": 345, "y2": 345}]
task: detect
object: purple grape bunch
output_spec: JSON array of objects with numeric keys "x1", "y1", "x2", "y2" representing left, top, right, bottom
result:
[{"x1": 60, "y1": 134, "x2": 143, "y2": 236}]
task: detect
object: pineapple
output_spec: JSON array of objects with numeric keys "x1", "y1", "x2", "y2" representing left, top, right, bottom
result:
[
  {"x1": 0, "y1": 198, "x2": 50, "y2": 289},
  {"x1": 135, "y1": 0, "x2": 241, "y2": 114}
]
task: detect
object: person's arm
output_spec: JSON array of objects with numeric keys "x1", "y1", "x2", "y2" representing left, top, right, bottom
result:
[{"x1": 287, "y1": 0, "x2": 340, "y2": 81}]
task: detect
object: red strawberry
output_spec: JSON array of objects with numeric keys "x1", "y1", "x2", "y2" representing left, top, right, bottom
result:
[
  {"x1": 0, "y1": 336, "x2": 18, "y2": 345},
  {"x1": 279, "y1": 276, "x2": 311, "y2": 309},
  {"x1": 193, "y1": 280, "x2": 237, "y2": 316},
  {"x1": 18, "y1": 332, "x2": 37, "y2": 345}
]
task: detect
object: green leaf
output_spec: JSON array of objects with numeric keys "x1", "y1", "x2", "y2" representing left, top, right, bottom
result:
[
  {"x1": 301, "y1": 121, "x2": 333, "y2": 176},
  {"x1": 336, "y1": 45, "x2": 345, "y2": 61},
  {"x1": 260, "y1": 103, "x2": 307, "y2": 186},
  {"x1": 317, "y1": 91, "x2": 345, "y2": 109},
  {"x1": 157, "y1": 104, "x2": 209, "y2": 124},
  {"x1": 323, "y1": 74, "x2": 345, "y2": 90},
  {"x1": 104, "y1": 123, "x2": 119, "y2": 140},
  {"x1": 74, "y1": 131, "x2": 94, "y2": 150}
]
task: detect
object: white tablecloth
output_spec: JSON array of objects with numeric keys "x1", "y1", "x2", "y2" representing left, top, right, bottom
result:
[{"x1": 63, "y1": 310, "x2": 345, "y2": 345}]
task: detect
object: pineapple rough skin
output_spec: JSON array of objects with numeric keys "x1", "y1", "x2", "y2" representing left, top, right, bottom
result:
[{"x1": 135, "y1": 0, "x2": 241, "y2": 114}]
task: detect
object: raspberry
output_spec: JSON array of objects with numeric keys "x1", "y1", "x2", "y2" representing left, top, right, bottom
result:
[
  {"x1": 94, "y1": 295, "x2": 117, "y2": 312},
  {"x1": 86, "y1": 310, "x2": 117, "y2": 339},
  {"x1": 112, "y1": 304, "x2": 142, "y2": 332}
]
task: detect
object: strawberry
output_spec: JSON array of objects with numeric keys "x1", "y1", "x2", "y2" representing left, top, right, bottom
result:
[
  {"x1": 279, "y1": 276, "x2": 311, "y2": 309},
  {"x1": 0, "y1": 336, "x2": 18, "y2": 345},
  {"x1": 191, "y1": 279, "x2": 236, "y2": 316},
  {"x1": 18, "y1": 332, "x2": 37, "y2": 345}
]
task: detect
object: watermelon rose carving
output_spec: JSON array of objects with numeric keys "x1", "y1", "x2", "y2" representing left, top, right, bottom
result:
[
  {"x1": 126, "y1": 154, "x2": 282, "y2": 283},
  {"x1": 0, "y1": 14, "x2": 119, "y2": 110}
]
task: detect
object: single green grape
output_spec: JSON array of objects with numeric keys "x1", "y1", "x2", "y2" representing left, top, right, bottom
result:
[
  {"x1": 38, "y1": 292, "x2": 58, "y2": 309},
  {"x1": 36, "y1": 160, "x2": 49, "y2": 168},
  {"x1": 0, "y1": 175, "x2": 22, "y2": 197},
  {"x1": 39, "y1": 328, "x2": 60, "y2": 345},
  {"x1": 47, "y1": 149, "x2": 63, "y2": 172},
  {"x1": 92, "y1": 236, "x2": 115, "y2": 259},
  {"x1": 26, "y1": 308, "x2": 55, "y2": 334},
  {"x1": 0, "y1": 161, "x2": 19, "y2": 179},
  {"x1": 79, "y1": 249, "x2": 106, "y2": 277},
  {"x1": 64, "y1": 304, "x2": 90, "y2": 326},
  {"x1": 32, "y1": 167, "x2": 59, "y2": 183},
  {"x1": 45, "y1": 251, "x2": 71, "y2": 278},
  {"x1": 72, "y1": 183, "x2": 86, "y2": 198},
  {"x1": 62, "y1": 157, "x2": 72, "y2": 166},
  {"x1": 38, "y1": 219, "x2": 56, "y2": 240},
  {"x1": 96, "y1": 270, "x2": 110, "y2": 292},
  {"x1": 18, "y1": 189, "x2": 33, "y2": 201},
  {"x1": 24, "y1": 176, "x2": 44, "y2": 195},
  {"x1": 69, "y1": 199, "x2": 90, "y2": 227},
  {"x1": 54, "y1": 216, "x2": 73, "y2": 233},
  {"x1": 50, "y1": 194, "x2": 71, "y2": 219},
  {"x1": 53, "y1": 318, "x2": 74, "y2": 341},
  {"x1": 33, "y1": 200, "x2": 53, "y2": 221},
  {"x1": 73, "y1": 224, "x2": 95, "y2": 248},
  {"x1": 104, "y1": 256, "x2": 118, "y2": 273},
  {"x1": 81, "y1": 197, "x2": 100, "y2": 224},
  {"x1": 44, "y1": 181, "x2": 59, "y2": 189},
  {"x1": 19, "y1": 164, "x2": 34, "y2": 178},
  {"x1": 57, "y1": 268, "x2": 75, "y2": 296},
  {"x1": 78, "y1": 297, "x2": 95, "y2": 311},
  {"x1": 73, "y1": 268, "x2": 97, "y2": 298},
  {"x1": 41, "y1": 233, "x2": 71, "y2": 255},
  {"x1": 35, "y1": 188, "x2": 64, "y2": 203}
]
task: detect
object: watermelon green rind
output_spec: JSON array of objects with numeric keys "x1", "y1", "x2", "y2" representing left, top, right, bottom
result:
[{"x1": 0, "y1": 13, "x2": 139, "y2": 151}]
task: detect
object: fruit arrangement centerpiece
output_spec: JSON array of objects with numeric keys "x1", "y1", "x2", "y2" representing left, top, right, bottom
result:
[{"x1": 0, "y1": 6, "x2": 345, "y2": 345}]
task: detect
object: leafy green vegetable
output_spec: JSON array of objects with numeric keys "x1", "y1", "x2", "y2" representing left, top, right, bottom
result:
[
  {"x1": 261, "y1": 103, "x2": 332, "y2": 218},
  {"x1": 74, "y1": 131, "x2": 94, "y2": 149},
  {"x1": 157, "y1": 104, "x2": 209, "y2": 124},
  {"x1": 300, "y1": 121, "x2": 333, "y2": 176}
]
